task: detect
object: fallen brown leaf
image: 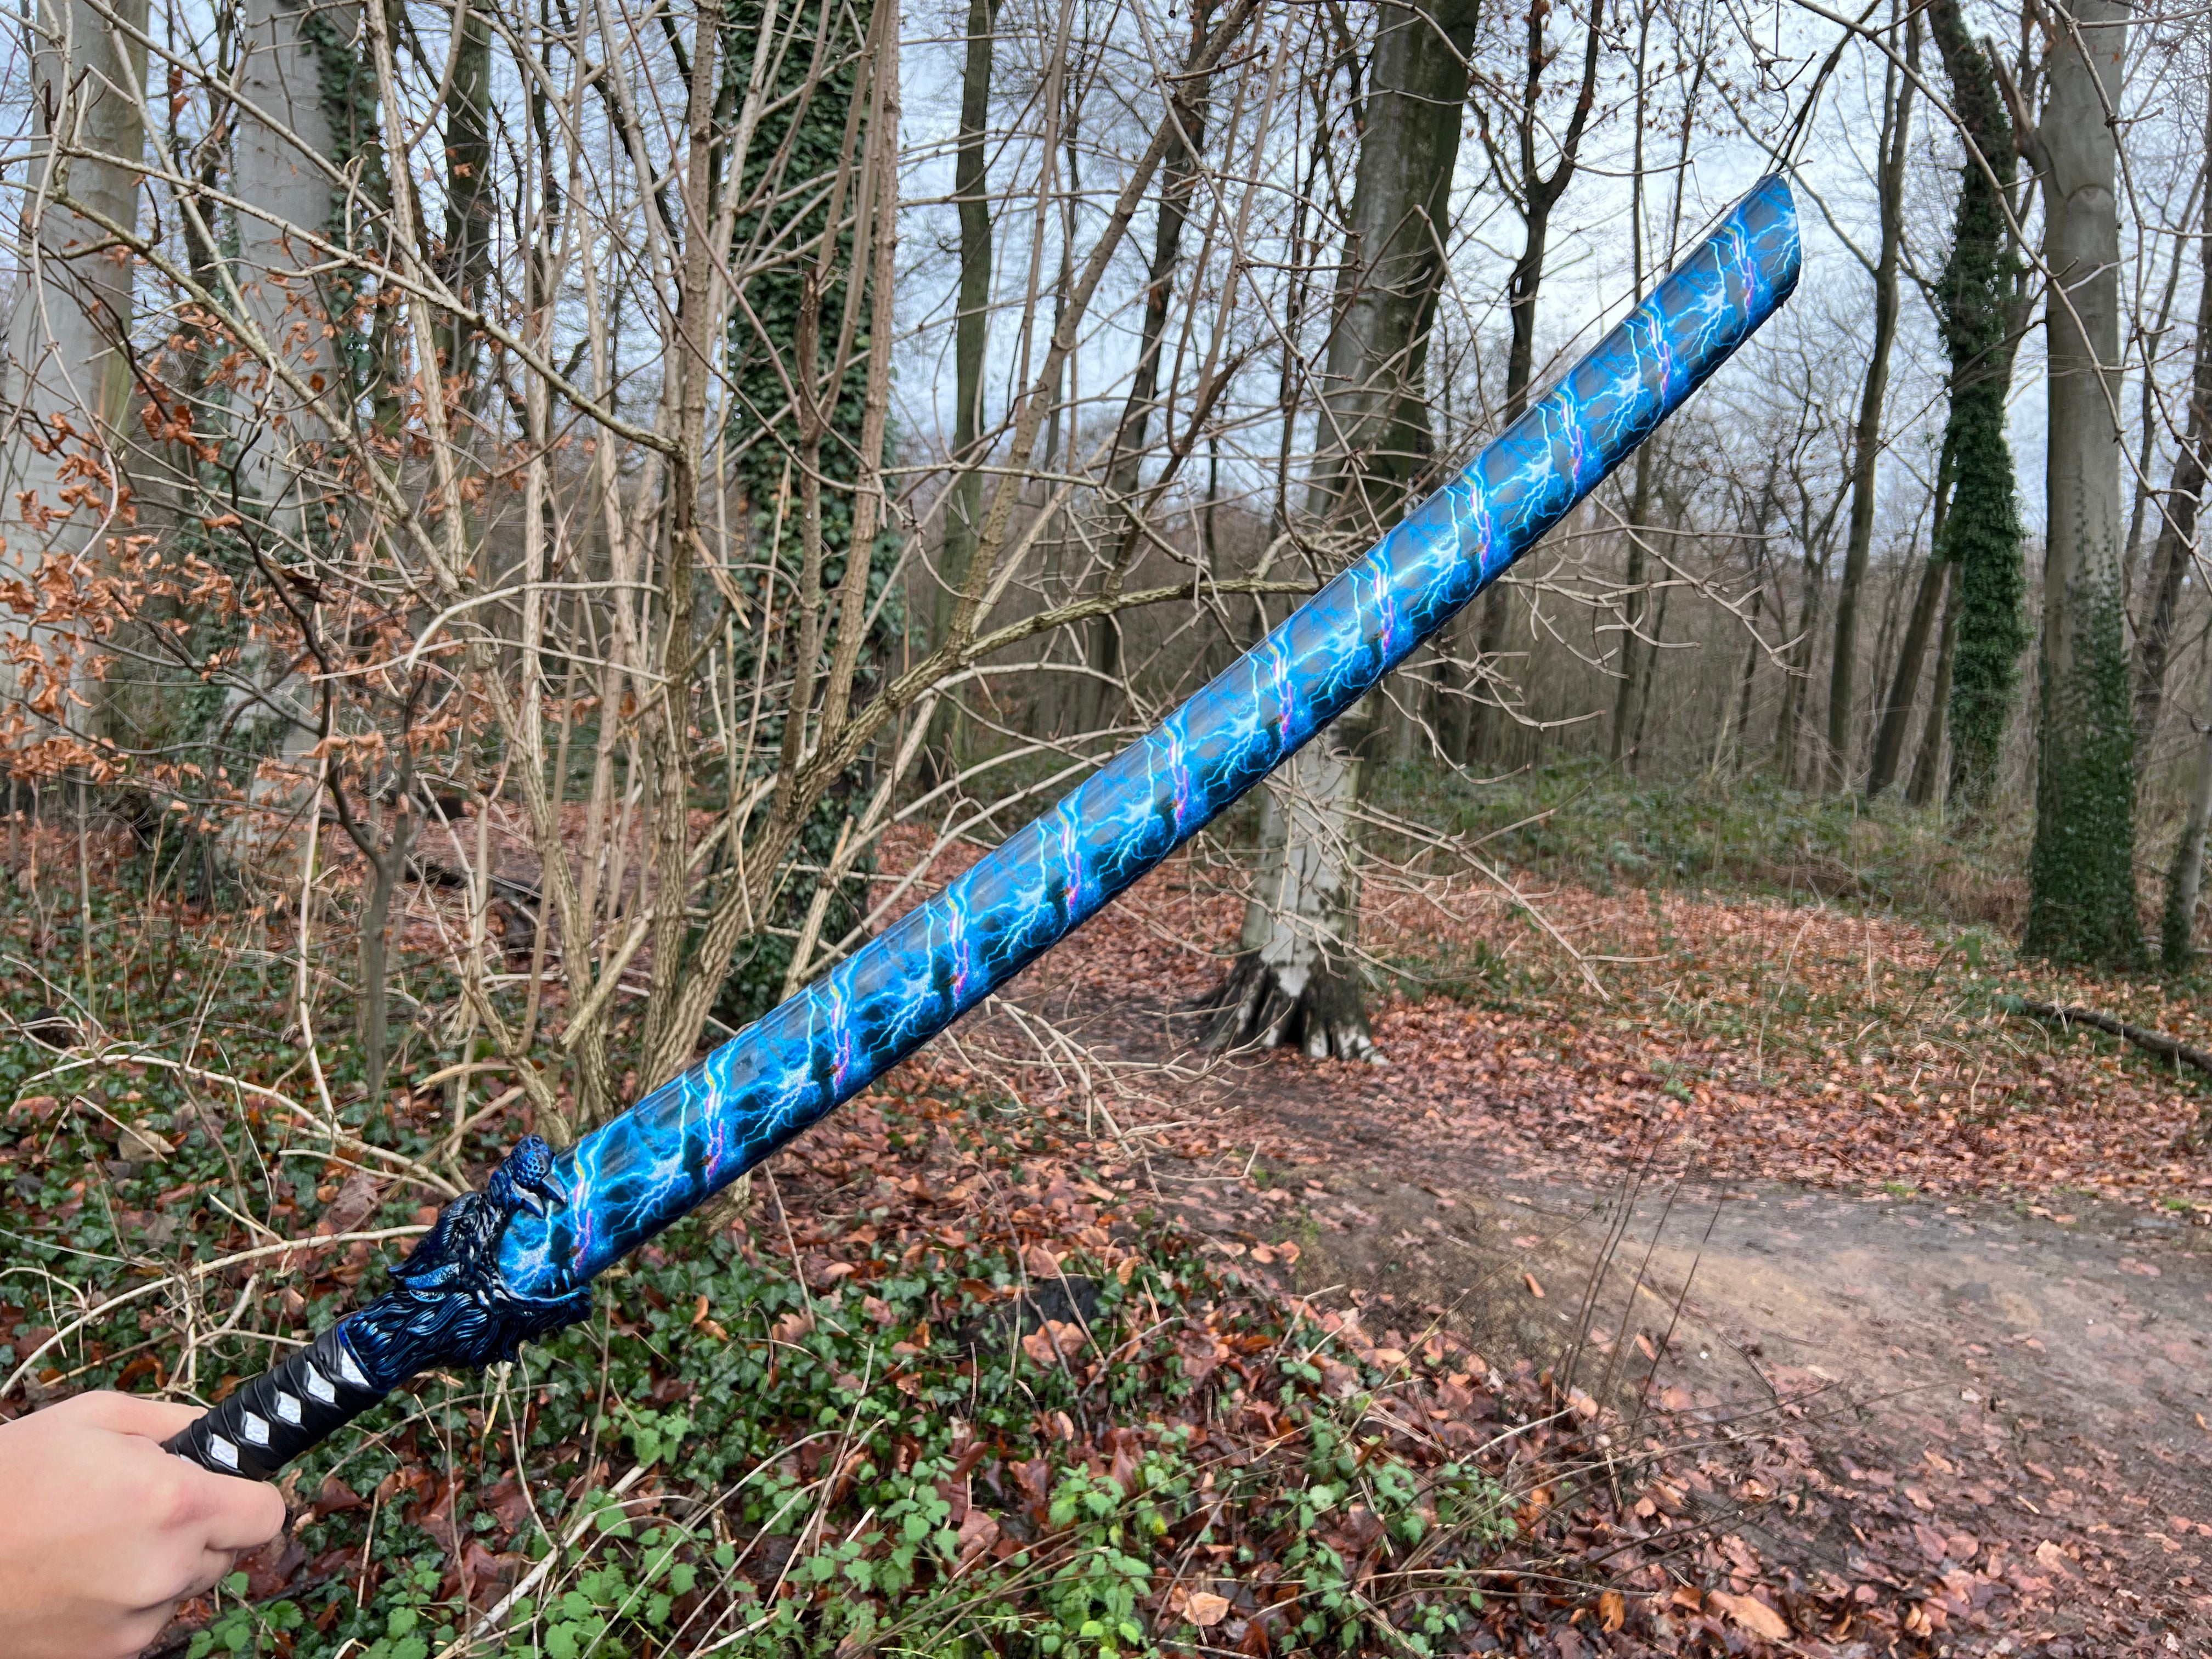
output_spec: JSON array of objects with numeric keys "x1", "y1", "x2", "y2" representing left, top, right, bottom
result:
[{"x1": 1711, "y1": 1590, "x2": 1791, "y2": 1640}]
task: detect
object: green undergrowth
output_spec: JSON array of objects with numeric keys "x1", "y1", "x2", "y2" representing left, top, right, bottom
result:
[
  {"x1": 1368, "y1": 758, "x2": 2025, "y2": 930},
  {"x1": 173, "y1": 1203, "x2": 1513, "y2": 1658},
  {"x1": 0, "y1": 864, "x2": 1523, "y2": 1657}
]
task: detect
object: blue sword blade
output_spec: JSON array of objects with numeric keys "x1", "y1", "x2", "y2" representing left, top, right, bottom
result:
[{"x1": 483, "y1": 174, "x2": 1800, "y2": 1304}]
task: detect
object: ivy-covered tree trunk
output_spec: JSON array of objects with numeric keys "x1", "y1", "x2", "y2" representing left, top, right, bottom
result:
[
  {"x1": 2024, "y1": 0, "x2": 2142, "y2": 967},
  {"x1": 701, "y1": 0, "x2": 900, "y2": 1053},
  {"x1": 1200, "y1": 0, "x2": 1477, "y2": 1060},
  {"x1": 1927, "y1": 0, "x2": 2029, "y2": 809}
]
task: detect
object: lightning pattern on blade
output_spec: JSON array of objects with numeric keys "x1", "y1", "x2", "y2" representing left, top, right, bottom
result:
[{"x1": 494, "y1": 174, "x2": 1800, "y2": 1300}]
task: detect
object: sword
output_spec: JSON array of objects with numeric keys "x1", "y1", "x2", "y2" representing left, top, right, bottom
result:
[{"x1": 166, "y1": 174, "x2": 1801, "y2": 1480}]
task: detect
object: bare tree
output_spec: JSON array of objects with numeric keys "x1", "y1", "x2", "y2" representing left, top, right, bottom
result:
[
  {"x1": 1198, "y1": 0, "x2": 1478, "y2": 1061},
  {"x1": 1825, "y1": 7, "x2": 1915, "y2": 791},
  {"x1": 1463, "y1": 0, "x2": 1605, "y2": 766}
]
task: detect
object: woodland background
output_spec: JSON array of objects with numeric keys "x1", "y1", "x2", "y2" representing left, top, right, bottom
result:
[{"x1": 0, "y1": 0, "x2": 2208, "y2": 1651}]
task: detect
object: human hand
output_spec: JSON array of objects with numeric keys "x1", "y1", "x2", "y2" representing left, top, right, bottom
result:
[{"x1": 0, "y1": 1392, "x2": 288, "y2": 1659}]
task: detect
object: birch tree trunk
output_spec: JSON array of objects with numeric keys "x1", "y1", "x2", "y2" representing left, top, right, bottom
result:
[
  {"x1": 2023, "y1": 0, "x2": 2142, "y2": 966},
  {"x1": 1199, "y1": 0, "x2": 1477, "y2": 1062}
]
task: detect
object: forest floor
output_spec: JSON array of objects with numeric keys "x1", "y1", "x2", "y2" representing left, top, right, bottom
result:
[
  {"x1": 932, "y1": 830, "x2": 2212, "y2": 1657},
  {"x1": 14, "y1": 788, "x2": 2209, "y2": 1656}
]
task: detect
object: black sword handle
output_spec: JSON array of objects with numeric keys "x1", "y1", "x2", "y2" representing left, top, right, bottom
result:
[
  {"x1": 162, "y1": 1323, "x2": 387, "y2": 1481},
  {"x1": 160, "y1": 1137, "x2": 595, "y2": 1481}
]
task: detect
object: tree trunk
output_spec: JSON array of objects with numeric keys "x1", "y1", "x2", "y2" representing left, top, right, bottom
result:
[
  {"x1": 2130, "y1": 101, "x2": 2212, "y2": 769},
  {"x1": 1, "y1": 0, "x2": 149, "y2": 714},
  {"x1": 2024, "y1": 0, "x2": 2141, "y2": 967},
  {"x1": 1465, "y1": 0, "x2": 1605, "y2": 766},
  {"x1": 227, "y1": 0, "x2": 357, "y2": 874},
  {"x1": 358, "y1": 817, "x2": 419, "y2": 1114},
  {"x1": 436, "y1": 0, "x2": 496, "y2": 402},
  {"x1": 638, "y1": 0, "x2": 727, "y2": 1088},
  {"x1": 2163, "y1": 719, "x2": 2212, "y2": 972},
  {"x1": 1867, "y1": 452, "x2": 1955, "y2": 797},
  {"x1": 1203, "y1": 0, "x2": 1477, "y2": 1059},
  {"x1": 1629, "y1": 576, "x2": 1671, "y2": 770},
  {"x1": 1610, "y1": 445, "x2": 1657, "y2": 763},
  {"x1": 1195, "y1": 701, "x2": 1375, "y2": 1060},
  {"x1": 1908, "y1": 560, "x2": 1959, "y2": 806},
  {"x1": 1867, "y1": 551, "x2": 1945, "y2": 797},
  {"x1": 1825, "y1": 25, "x2": 1914, "y2": 791},
  {"x1": 235, "y1": 0, "x2": 353, "y2": 516},
  {"x1": 1079, "y1": 6, "x2": 1217, "y2": 737},
  {"x1": 1773, "y1": 478, "x2": 1844, "y2": 785},
  {"x1": 2121, "y1": 165, "x2": 2203, "y2": 600},
  {"x1": 927, "y1": 0, "x2": 998, "y2": 774},
  {"x1": 1927, "y1": 0, "x2": 2028, "y2": 808}
]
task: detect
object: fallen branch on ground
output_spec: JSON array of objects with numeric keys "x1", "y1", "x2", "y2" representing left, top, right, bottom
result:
[{"x1": 2007, "y1": 996, "x2": 2212, "y2": 1080}]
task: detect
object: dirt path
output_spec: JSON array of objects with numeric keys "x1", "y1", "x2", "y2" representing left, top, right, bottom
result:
[
  {"x1": 980, "y1": 879, "x2": 2212, "y2": 1655},
  {"x1": 1194, "y1": 1152, "x2": 2212, "y2": 1652}
]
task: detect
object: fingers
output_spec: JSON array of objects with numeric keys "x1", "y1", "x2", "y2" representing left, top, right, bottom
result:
[
  {"x1": 60, "y1": 1392, "x2": 206, "y2": 1443},
  {"x1": 195, "y1": 1474, "x2": 286, "y2": 1553},
  {"x1": 184, "y1": 1546, "x2": 247, "y2": 1602}
]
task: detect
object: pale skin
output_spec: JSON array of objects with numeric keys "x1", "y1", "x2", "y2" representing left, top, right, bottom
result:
[{"x1": 0, "y1": 1393, "x2": 287, "y2": 1659}]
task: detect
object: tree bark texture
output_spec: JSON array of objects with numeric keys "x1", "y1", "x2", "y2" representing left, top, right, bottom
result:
[
  {"x1": 638, "y1": 0, "x2": 729, "y2": 1092},
  {"x1": 2129, "y1": 98, "x2": 2212, "y2": 769},
  {"x1": 1867, "y1": 450, "x2": 1954, "y2": 798},
  {"x1": 1, "y1": 0, "x2": 150, "y2": 716},
  {"x1": 1867, "y1": 524, "x2": 1947, "y2": 797},
  {"x1": 223, "y1": 0, "x2": 361, "y2": 878},
  {"x1": 436, "y1": 0, "x2": 496, "y2": 400},
  {"x1": 2024, "y1": 0, "x2": 2142, "y2": 967},
  {"x1": 2163, "y1": 720, "x2": 2212, "y2": 970},
  {"x1": 928, "y1": 0, "x2": 998, "y2": 770},
  {"x1": 1196, "y1": 701, "x2": 1375, "y2": 1060},
  {"x1": 1204, "y1": 0, "x2": 1476, "y2": 1061},
  {"x1": 1908, "y1": 560, "x2": 1960, "y2": 806},
  {"x1": 1610, "y1": 444, "x2": 1657, "y2": 763},
  {"x1": 1825, "y1": 27, "x2": 1913, "y2": 791}
]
